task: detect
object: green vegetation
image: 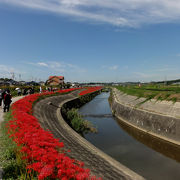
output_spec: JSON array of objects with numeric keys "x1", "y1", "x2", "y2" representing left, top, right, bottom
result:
[
  {"x1": 67, "y1": 108, "x2": 97, "y2": 135},
  {"x1": 108, "y1": 89, "x2": 113, "y2": 105},
  {"x1": 0, "y1": 112, "x2": 28, "y2": 179},
  {"x1": 61, "y1": 90, "x2": 100, "y2": 135},
  {"x1": 116, "y1": 84, "x2": 180, "y2": 103}
]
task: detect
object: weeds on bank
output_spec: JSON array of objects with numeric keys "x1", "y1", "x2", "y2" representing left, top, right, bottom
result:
[
  {"x1": 170, "y1": 97, "x2": 177, "y2": 104},
  {"x1": 67, "y1": 108, "x2": 97, "y2": 135}
]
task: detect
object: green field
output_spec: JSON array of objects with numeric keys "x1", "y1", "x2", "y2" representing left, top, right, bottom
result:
[{"x1": 115, "y1": 84, "x2": 180, "y2": 103}]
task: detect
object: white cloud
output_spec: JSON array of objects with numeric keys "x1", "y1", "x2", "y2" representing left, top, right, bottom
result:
[
  {"x1": 109, "y1": 65, "x2": 118, "y2": 70},
  {"x1": 26, "y1": 61, "x2": 86, "y2": 73},
  {"x1": 153, "y1": 67, "x2": 177, "y2": 72},
  {"x1": 2, "y1": 0, "x2": 180, "y2": 27},
  {"x1": 37, "y1": 62, "x2": 48, "y2": 67},
  {"x1": 101, "y1": 65, "x2": 118, "y2": 70}
]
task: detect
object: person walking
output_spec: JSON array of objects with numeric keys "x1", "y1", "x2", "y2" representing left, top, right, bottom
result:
[
  {"x1": 0, "y1": 89, "x2": 2, "y2": 107},
  {"x1": 17, "y1": 88, "x2": 21, "y2": 96},
  {"x1": 3, "y1": 89, "x2": 12, "y2": 112},
  {"x1": 2, "y1": 89, "x2": 6, "y2": 106},
  {"x1": 40, "y1": 86, "x2": 42, "y2": 93},
  {"x1": 31, "y1": 87, "x2": 34, "y2": 94}
]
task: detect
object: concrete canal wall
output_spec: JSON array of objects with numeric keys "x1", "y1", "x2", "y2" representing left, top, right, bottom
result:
[{"x1": 111, "y1": 88, "x2": 180, "y2": 145}]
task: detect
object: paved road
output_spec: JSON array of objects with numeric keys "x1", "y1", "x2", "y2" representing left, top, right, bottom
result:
[{"x1": 33, "y1": 91, "x2": 145, "y2": 180}]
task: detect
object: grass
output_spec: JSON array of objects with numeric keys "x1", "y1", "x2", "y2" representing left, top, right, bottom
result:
[
  {"x1": 67, "y1": 108, "x2": 97, "y2": 135},
  {"x1": 116, "y1": 85, "x2": 180, "y2": 103},
  {"x1": 0, "y1": 111, "x2": 30, "y2": 180}
]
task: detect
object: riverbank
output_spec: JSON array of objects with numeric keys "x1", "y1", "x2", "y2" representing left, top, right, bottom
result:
[{"x1": 111, "y1": 88, "x2": 180, "y2": 145}]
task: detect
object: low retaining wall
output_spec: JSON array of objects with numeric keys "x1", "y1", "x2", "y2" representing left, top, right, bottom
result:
[
  {"x1": 111, "y1": 88, "x2": 180, "y2": 145},
  {"x1": 33, "y1": 91, "x2": 145, "y2": 180}
]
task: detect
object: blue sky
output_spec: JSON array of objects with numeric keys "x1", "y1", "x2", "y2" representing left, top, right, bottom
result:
[{"x1": 0, "y1": 0, "x2": 180, "y2": 83}]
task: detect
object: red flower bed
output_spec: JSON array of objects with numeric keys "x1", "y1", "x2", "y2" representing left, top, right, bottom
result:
[
  {"x1": 7, "y1": 88, "x2": 101, "y2": 180},
  {"x1": 79, "y1": 87, "x2": 103, "y2": 96}
]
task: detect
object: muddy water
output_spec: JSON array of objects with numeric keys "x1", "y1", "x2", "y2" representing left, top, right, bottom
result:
[{"x1": 79, "y1": 92, "x2": 180, "y2": 180}]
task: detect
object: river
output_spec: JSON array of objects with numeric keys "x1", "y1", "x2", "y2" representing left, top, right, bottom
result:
[{"x1": 79, "y1": 92, "x2": 180, "y2": 180}]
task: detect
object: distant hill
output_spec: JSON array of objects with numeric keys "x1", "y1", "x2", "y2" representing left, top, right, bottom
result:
[{"x1": 154, "y1": 79, "x2": 180, "y2": 85}]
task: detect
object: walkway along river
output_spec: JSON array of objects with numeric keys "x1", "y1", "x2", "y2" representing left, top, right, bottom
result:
[{"x1": 79, "y1": 92, "x2": 180, "y2": 180}]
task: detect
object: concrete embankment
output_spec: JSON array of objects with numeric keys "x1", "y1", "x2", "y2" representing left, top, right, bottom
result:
[
  {"x1": 111, "y1": 88, "x2": 180, "y2": 145},
  {"x1": 33, "y1": 91, "x2": 145, "y2": 180}
]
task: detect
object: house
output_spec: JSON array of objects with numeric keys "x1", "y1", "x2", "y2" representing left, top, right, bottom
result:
[
  {"x1": 47, "y1": 76, "x2": 64, "y2": 86},
  {"x1": 0, "y1": 79, "x2": 17, "y2": 86},
  {"x1": 26, "y1": 81, "x2": 40, "y2": 86},
  {"x1": 71, "y1": 82, "x2": 80, "y2": 88},
  {"x1": 19, "y1": 81, "x2": 26, "y2": 85},
  {"x1": 39, "y1": 81, "x2": 45, "y2": 86}
]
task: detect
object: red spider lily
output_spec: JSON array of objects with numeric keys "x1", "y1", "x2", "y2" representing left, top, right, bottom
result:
[
  {"x1": 7, "y1": 88, "x2": 102, "y2": 180},
  {"x1": 79, "y1": 86, "x2": 103, "y2": 96}
]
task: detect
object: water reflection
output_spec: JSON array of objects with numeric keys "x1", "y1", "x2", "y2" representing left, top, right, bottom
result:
[
  {"x1": 82, "y1": 114, "x2": 112, "y2": 118},
  {"x1": 115, "y1": 118, "x2": 180, "y2": 163}
]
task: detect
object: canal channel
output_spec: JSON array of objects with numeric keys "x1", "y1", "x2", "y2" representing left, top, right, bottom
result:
[{"x1": 78, "y1": 92, "x2": 180, "y2": 180}]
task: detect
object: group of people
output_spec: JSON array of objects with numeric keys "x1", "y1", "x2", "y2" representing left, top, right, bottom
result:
[
  {"x1": 0, "y1": 86, "x2": 58, "y2": 112},
  {"x1": 0, "y1": 89, "x2": 12, "y2": 112},
  {"x1": 22, "y1": 87, "x2": 34, "y2": 95},
  {"x1": 16, "y1": 87, "x2": 35, "y2": 96}
]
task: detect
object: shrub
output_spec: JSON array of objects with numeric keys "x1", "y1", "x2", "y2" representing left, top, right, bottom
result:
[{"x1": 67, "y1": 108, "x2": 97, "y2": 134}]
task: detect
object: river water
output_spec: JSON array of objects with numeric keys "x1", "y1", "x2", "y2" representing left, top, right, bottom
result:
[{"x1": 79, "y1": 92, "x2": 180, "y2": 180}]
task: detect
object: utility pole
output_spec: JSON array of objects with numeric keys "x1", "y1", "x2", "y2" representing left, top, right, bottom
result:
[
  {"x1": 19, "y1": 74, "x2": 21, "y2": 81},
  {"x1": 10, "y1": 72, "x2": 15, "y2": 80},
  {"x1": 164, "y1": 75, "x2": 167, "y2": 86}
]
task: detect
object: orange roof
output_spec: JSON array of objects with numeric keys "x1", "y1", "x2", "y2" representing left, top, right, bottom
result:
[{"x1": 49, "y1": 76, "x2": 64, "y2": 80}]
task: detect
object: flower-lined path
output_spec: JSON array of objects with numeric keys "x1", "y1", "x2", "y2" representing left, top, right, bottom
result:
[
  {"x1": 0, "y1": 96, "x2": 24, "y2": 123},
  {"x1": 0, "y1": 96, "x2": 24, "y2": 180},
  {"x1": 33, "y1": 91, "x2": 144, "y2": 180}
]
